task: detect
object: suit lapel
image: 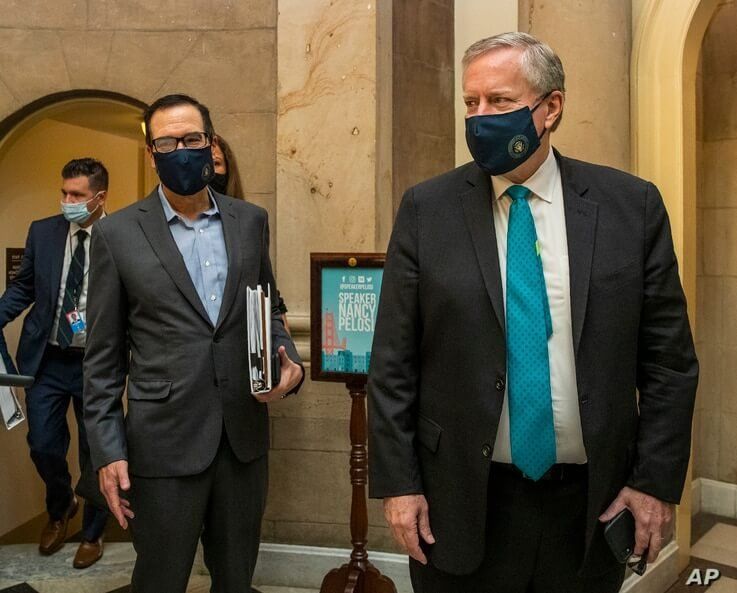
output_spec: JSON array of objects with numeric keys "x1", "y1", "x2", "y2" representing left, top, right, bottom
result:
[
  {"x1": 212, "y1": 193, "x2": 242, "y2": 331},
  {"x1": 48, "y1": 217, "x2": 70, "y2": 309},
  {"x1": 557, "y1": 152, "x2": 597, "y2": 355},
  {"x1": 459, "y1": 164, "x2": 506, "y2": 333},
  {"x1": 137, "y1": 190, "x2": 213, "y2": 328}
]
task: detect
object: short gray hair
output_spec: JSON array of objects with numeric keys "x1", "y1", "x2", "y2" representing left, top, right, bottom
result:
[{"x1": 462, "y1": 32, "x2": 565, "y2": 96}]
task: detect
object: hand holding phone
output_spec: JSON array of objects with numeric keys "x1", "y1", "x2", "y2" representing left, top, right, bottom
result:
[{"x1": 604, "y1": 508, "x2": 648, "y2": 576}]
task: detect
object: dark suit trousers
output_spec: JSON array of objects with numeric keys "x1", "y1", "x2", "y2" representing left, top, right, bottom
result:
[
  {"x1": 25, "y1": 345, "x2": 108, "y2": 540},
  {"x1": 409, "y1": 464, "x2": 625, "y2": 593},
  {"x1": 128, "y1": 431, "x2": 268, "y2": 593}
]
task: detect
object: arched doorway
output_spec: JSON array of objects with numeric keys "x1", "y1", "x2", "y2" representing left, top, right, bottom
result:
[
  {"x1": 632, "y1": 0, "x2": 720, "y2": 580},
  {"x1": 0, "y1": 91, "x2": 147, "y2": 542}
]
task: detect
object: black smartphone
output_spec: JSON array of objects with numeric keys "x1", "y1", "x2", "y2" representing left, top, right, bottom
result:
[
  {"x1": 604, "y1": 508, "x2": 636, "y2": 563},
  {"x1": 604, "y1": 508, "x2": 648, "y2": 576}
]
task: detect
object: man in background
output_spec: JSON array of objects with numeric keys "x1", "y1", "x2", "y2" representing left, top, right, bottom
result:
[{"x1": 0, "y1": 158, "x2": 110, "y2": 568}]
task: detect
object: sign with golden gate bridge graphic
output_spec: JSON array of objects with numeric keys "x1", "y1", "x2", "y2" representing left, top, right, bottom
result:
[{"x1": 310, "y1": 253, "x2": 385, "y2": 383}]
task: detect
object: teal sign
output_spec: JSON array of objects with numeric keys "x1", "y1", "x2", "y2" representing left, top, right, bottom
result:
[{"x1": 320, "y1": 267, "x2": 383, "y2": 375}]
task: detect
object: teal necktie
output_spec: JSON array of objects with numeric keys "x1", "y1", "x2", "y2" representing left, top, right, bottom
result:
[{"x1": 505, "y1": 184, "x2": 556, "y2": 480}]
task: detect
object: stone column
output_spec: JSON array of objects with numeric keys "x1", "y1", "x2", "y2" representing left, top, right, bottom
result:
[
  {"x1": 519, "y1": 0, "x2": 632, "y2": 171},
  {"x1": 268, "y1": 0, "x2": 397, "y2": 549}
]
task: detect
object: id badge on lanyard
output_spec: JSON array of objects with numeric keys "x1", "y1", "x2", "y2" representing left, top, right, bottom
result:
[
  {"x1": 64, "y1": 231, "x2": 88, "y2": 336},
  {"x1": 65, "y1": 309, "x2": 86, "y2": 334}
]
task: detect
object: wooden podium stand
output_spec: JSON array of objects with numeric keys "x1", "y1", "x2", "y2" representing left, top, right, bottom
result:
[
  {"x1": 310, "y1": 253, "x2": 395, "y2": 593},
  {"x1": 320, "y1": 379, "x2": 396, "y2": 593}
]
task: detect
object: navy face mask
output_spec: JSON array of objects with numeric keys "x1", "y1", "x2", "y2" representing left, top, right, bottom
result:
[
  {"x1": 153, "y1": 146, "x2": 214, "y2": 196},
  {"x1": 465, "y1": 96, "x2": 549, "y2": 176},
  {"x1": 210, "y1": 172, "x2": 229, "y2": 195}
]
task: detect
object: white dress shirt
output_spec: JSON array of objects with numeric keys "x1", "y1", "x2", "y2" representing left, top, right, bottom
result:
[
  {"x1": 490, "y1": 148, "x2": 587, "y2": 464},
  {"x1": 49, "y1": 213, "x2": 105, "y2": 348}
]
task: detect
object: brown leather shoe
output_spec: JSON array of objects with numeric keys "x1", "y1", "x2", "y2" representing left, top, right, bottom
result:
[
  {"x1": 39, "y1": 496, "x2": 78, "y2": 555},
  {"x1": 73, "y1": 537, "x2": 104, "y2": 569}
]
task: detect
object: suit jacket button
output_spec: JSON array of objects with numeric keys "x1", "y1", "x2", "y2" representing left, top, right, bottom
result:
[
  {"x1": 482, "y1": 444, "x2": 492, "y2": 458},
  {"x1": 495, "y1": 376, "x2": 505, "y2": 392}
]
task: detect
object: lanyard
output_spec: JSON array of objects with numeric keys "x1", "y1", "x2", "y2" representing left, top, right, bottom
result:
[{"x1": 64, "y1": 230, "x2": 90, "y2": 310}]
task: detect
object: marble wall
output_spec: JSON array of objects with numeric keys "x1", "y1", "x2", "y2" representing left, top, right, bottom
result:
[
  {"x1": 0, "y1": 0, "x2": 278, "y2": 223},
  {"x1": 694, "y1": 0, "x2": 737, "y2": 486},
  {"x1": 392, "y1": 0, "x2": 455, "y2": 212},
  {"x1": 269, "y1": 0, "x2": 398, "y2": 552},
  {"x1": 454, "y1": 0, "x2": 518, "y2": 166},
  {"x1": 268, "y1": 0, "x2": 454, "y2": 554},
  {"x1": 519, "y1": 0, "x2": 632, "y2": 172}
]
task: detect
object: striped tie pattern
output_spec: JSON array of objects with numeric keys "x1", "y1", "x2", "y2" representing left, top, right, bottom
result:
[{"x1": 56, "y1": 230, "x2": 87, "y2": 349}]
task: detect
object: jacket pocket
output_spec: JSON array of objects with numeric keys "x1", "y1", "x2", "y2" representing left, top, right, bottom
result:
[
  {"x1": 127, "y1": 379, "x2": 172, "y2": 401},
  {"x1": 416, "y1": 414, "x2": 442, "y2": 453}
]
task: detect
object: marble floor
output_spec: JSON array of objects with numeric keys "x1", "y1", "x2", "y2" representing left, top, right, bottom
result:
[
  {"x1": 2, "y1": 514, "x2": 736, "y2": 592},
  {"x1": 0, "y1": 541, "x2": 317, "y2": 593},
  {"x1": 665, "y1": 514, "x2": 737, "y2": 593}
]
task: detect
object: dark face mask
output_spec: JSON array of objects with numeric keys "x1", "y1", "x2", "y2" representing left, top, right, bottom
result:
[
  {"x1": 153, "y1": 146, "x2": 214, "y2": 196},
  {"x1": 465, "y1": 95, "x2": 549, "y2": 176},
  {"x1": 210, "y1": 172, "x2": 229, "y2": 195}
]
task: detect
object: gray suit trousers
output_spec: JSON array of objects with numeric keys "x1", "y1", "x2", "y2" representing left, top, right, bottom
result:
[{"x1": 128, "y1": 432, "x2": 268, "y2": 593}]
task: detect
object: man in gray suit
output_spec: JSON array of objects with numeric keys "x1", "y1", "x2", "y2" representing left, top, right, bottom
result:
[
  {"x1": 83, "y1": 94, "x2": 304, "y2": 593},
  {"x1": 368, "y1": 33, "x2": 697, "y2": 592}
]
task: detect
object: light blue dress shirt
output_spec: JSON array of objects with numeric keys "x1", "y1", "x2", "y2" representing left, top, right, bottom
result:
[{"x1": 158, "y1": 186, "x2": 228, "y2": 325}]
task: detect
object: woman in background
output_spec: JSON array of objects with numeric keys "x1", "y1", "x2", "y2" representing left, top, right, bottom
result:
[
  {"x1": 212, "y1": 135, "x2": 290, "y2": 333},
  {"x1": 211, "y1": 135, "x2": 245, "y2": 200}
]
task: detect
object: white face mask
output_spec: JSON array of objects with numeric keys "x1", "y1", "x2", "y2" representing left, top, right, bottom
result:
[{"x1": 61, "y1": 192, "x2": 102, "y2": 224}]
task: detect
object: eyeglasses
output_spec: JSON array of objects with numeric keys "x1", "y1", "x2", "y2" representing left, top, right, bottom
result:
[{"x1": 151, "y1": 132, "x2": 210, "y2": 154}]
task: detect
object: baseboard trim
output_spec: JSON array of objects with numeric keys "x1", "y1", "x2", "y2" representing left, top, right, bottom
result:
[
  {"x1": 693, "y1": 478, "x2": 737, "y2": 518},
  {"x1": 251, "y1": 541, "x2": 681, "y2": 593},
  {"x1": 250, "y1": 543, "x2": 412, "y2": 591},
  {"x1": 0, "y1": 512, "x2": 49, "y2": 545},
  {"x1": 692, "y1": 478, "x2": 702, "y2": 516}
]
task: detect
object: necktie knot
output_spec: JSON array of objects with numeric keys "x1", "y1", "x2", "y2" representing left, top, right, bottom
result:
[
  {"x1": 506, "y1": 184, "x2": 531, "y2": 202},
  {"x1": 76, "y1": 230, "x2": 88, "y2": 243}
]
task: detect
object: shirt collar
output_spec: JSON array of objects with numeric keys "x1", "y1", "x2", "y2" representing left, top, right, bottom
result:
[
  {"x1": 70, "y1": 210, "x2": 106, "y2": 237},
  {"x1": 158, "y1": 184, "x2": 219, "y2": 222},
  {"x1": 491, "y1": 147, "x2": 558, "y2": 204}
]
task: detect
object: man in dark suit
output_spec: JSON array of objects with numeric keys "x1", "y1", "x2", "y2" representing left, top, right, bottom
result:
[
  {"x1": 83, "y1": 94, "x2": 304, "y2": 593},
  {"x1": 0, "y1": 158, "x2": 110, "y2": 567},
  {"x1": 368, "y1": 33, "x2": 698, "y2": 593}
]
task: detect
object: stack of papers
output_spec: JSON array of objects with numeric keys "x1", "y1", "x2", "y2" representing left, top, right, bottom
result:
[
  {"x1": 247, "y1": 285, "x2": 276, "y2": 394},
  {"x1": 0, "y1": 358, "x2": 26, "y2": 430}
]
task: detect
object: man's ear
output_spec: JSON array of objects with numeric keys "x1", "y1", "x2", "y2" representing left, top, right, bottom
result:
[{"x1": 545, "y1": 91, "x2": 564, "y2": 130}]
